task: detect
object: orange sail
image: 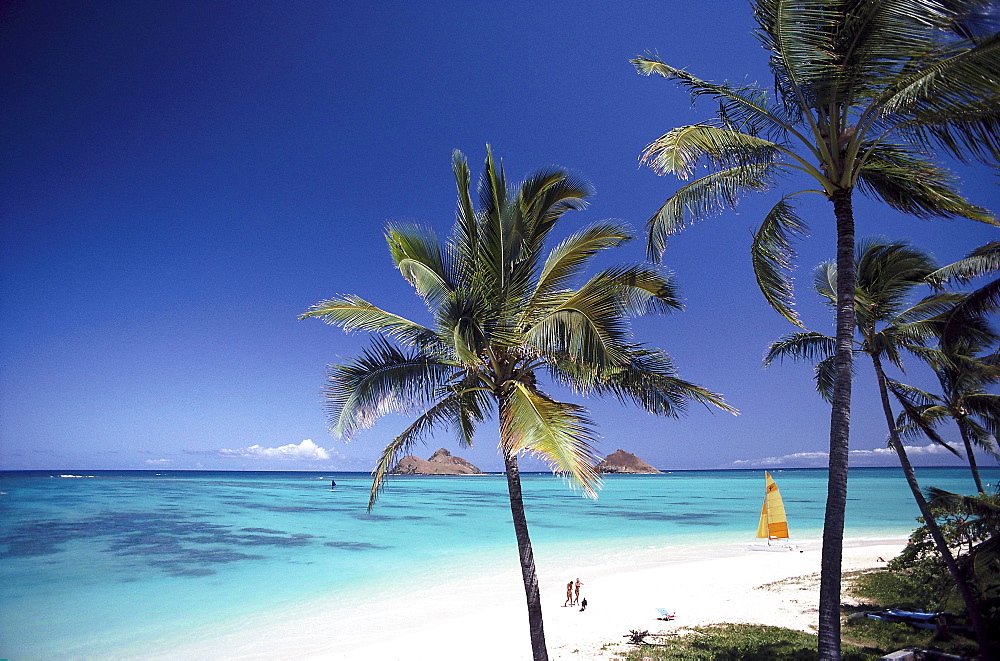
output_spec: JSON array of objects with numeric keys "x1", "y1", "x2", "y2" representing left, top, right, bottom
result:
[{"x1": 755, "y1": 472, "x2": 790, "y2": 541}]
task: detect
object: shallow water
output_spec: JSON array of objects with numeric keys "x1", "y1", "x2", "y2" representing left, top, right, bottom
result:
[{"x1": 1, "y1": 467, "x2": 995, "y2": 658}]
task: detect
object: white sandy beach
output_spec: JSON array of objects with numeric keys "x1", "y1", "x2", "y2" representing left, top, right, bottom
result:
[{"x1": 141, "y1": 537, "x2": 905, "y2": 660}]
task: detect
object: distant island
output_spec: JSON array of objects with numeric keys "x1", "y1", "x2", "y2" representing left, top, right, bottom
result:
[
  {"x1": 595, "y1": 449, "x2": 661, "y2": 474},
  {"x1": 389, "y1": 448, "x2": 484, "y2": 475}
]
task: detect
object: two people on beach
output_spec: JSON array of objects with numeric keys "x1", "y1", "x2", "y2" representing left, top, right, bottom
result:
[{"x1": 563, "y1": 578, "x2": 583, "y2": 608}]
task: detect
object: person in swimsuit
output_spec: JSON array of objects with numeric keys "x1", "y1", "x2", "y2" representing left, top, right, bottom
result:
[
  {"x1": 563, "y1": 580, "x2": 573, "y2": 607},
  {"x1": 574, "y1": 578, "x2": 583, "y2": 605}
]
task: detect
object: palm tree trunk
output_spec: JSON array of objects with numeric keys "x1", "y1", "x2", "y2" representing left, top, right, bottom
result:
[
  {"x1": 871, "y1": 354, "x2": 993, "y2": 658},
  {"x1": 956, "y1": 417, "x2": 985, "y2": 494},
  {"x1": 818, "y1": 188, "x2": 856, "y2": 660},
  {"x1": 503, "y1": 450, "x2": 548, "y2": 661}
]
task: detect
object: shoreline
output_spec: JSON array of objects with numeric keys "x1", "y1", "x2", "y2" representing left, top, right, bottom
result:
[{"x1": 138, "y1": 536, "x2": 906, "y2": 660}]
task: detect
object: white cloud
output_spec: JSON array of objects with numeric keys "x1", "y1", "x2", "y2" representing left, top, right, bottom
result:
[
  {"x1": 145, "y1": 458, "x2": 172, "y2": 465},
  {"x1": 219, "y1": 439, "x2": 332, "y2": 461},
  {"x1": 731, "y1": 442, "x2": 962, "y2": 468}
]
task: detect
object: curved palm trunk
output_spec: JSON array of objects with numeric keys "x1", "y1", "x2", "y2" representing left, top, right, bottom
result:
[
  {"x1": 818, "y1": 189, "x2": 856, "y2": 660},
  {"x1": 871, "y1": 354, "x2": 992, "y2": 658},
  {"x1": 956, "y1": 416, "x2": 985, "y2": 494},
  {"x1": 503, "y1": 450, "x2": 548, "y2": 661}
]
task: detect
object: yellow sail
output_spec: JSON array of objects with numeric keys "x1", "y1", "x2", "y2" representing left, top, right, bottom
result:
[{"x1": 755, "y1": 472, "x2": 790, "y2": 540}]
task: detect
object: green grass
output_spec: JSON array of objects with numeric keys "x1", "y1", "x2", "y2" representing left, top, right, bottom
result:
[{"x1": 615, "y1": 624, "x2": 882, "y2": 660}]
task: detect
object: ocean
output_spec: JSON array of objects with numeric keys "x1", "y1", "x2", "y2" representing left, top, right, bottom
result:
[{"x1": 1, "y1": 466, "x2": 995, "y2": 659}]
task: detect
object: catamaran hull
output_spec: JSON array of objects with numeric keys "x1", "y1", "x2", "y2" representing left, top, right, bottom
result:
[{"x1": 747, "y1": 542, "x2": 801, "y2": 552}]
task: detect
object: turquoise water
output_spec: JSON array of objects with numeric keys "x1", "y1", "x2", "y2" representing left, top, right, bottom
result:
[{"x1": 1, "y1": 467, "x2": 996, "y2": 658}]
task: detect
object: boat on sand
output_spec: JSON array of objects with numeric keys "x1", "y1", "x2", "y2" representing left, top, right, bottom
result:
[{"x1": 748, "y1": 472, "x2": 801, "y2": 552}]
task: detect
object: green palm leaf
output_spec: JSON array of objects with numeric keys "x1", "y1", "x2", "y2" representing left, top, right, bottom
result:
[
  {"x1": 502, "y1": 382, "x2": 601, "y2": 496},
  {"x1": 299, "y1": 294, "x2": 439, "y2": 348},
  {"x1": 752, "y1": 196, "x2": 811, "y2": 327},
  {"x1": 367, "y1": 392, "x2": 482, "y2": 511},
  {"x1": 856, "y1": 143, "x2": 997, "y2": 223},
  {"x1": 386, "y1": 224, "x2": 454, "y2": 306},
  {"x1": 764, "y1": 331, "x2": 837, "y2": 367},
  {"x1": 929, "y1": 241, "x2": 1000, "y2": 284},
  {"x1": 323, "y1": 338, "x2": 456, "y2": 438},
  {"x1": 641, "y1": 124, "x2": 780, "y2": 179},
  {"x1": 645, "y1": 163, "x2": 778, "y2": 261},
  {"x1": 585, "y1": 346, "x2": 737, "y2": 417},
  {"x1": 528, "y1": 221, "x2": 633, "y2": 314}
]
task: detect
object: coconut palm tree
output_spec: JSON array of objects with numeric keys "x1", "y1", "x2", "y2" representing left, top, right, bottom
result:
[
  {"x1": 899, "y1": 335, "x2": 1000, "y2": 494},
  {"x1": 765, "y1": 238, "x2": 992, "y2": 654},
  {"x1": 301, "y1": 148, "x2": 735, "y2": 661},
  {"x1": 906, "y1": 243, "x2": 1000, "y2": 493},
  {"x1": 633, "y1": 3, "x2": 999, "y2": 655}
]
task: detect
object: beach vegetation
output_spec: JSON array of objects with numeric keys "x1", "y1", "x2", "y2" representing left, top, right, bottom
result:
[
  {"x1": 854, "y1": 488, "x2": 1000, "y2": 631},
  {"x1": 301, "y1": 148, "x2": 734, "y2": 661},
  {"x1": 633, "y1": 4, "x2": 1000, "y2": 657},
  {"x1": 765, "y1": 238, "x2": 995, "y2": 653},
  {"x1": 619, "y1": 623, "x2": 878, "y2": 660}
]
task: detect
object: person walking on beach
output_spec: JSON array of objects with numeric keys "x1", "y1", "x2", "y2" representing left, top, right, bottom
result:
[
  {"x1": 574, "y1": 578, "x2": 583, "y2": 606},
  {"x1": 563, "y1": 580, "x2": 573, "y2": 607}
]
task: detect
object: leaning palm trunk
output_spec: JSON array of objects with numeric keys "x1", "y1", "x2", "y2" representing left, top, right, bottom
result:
[
  {"x1": 303, "y1": 149, "x2": 735, "y2": 661},
  {"x1": 956, "y1": 417, "x2": 986, "y2": 494},
  {"x1": 818, "y1": 189, "x2": 857, "y2": 658},
  {"x1": 633, "y1": 4, "x2": 1000, "y2": 655},
  {"x1": 871, "y1": 354, "x2": 992, "y2": 657},
  {"x1": 503, "y1": 451, "x2": 547, "y2": 661}
]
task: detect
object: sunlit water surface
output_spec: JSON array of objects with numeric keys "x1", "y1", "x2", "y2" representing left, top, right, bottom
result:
[{"x1": 1, "y1": 467, "x2": 995, "y2": 658}]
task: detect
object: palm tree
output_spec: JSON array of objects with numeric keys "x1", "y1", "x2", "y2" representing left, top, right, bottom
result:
[
  {"x1": 900, "y1": 333, "x2": 1000, "y2": 494},
  {"x1": 301, "y1": 148, "x2": 735, "y2": 661},
  {"x1": 765, "y1": 238, "x2": 992, "y2": 655},
  {"x1": 633, "y1": 3, "x2": 999, "y2": 656},
  {"x1": 908, "y1": 242, "x2": 1000, "y2": 493}
]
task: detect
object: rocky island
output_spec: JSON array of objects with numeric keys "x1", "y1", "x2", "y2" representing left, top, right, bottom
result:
[
  {"x1": 595, "y1": 449, "x2": 661, "y2": 474},
  {"x1": 389, "y1": 448, "x2": 484, "y2": 475}
]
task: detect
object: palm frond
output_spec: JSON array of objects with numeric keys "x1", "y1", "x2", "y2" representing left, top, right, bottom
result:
[
  {"x1": 323, "y1": 338, "x2": 456, "y2": 439},
  {"x1": 764, "y1": 331, "x2": 837, "y2": 367},
  {"x1": 753, "y1": 0, "x2": 843, "y2": 109},
  {"x1": 501, "y1": 381, "x2": 601, "y2": 497},
  {"x1": 894, "y1": 402, "x2": 950, "y2": 440},
  {"x1": 855, "y1": 143, "x2": 997, "y2": 223},
  {"x1": 589, "y1": 264, "x2": 684, "y2": 316},
  {"x1": 517, "y1": 167, "x2": 591, "y2": 249},
  {"x1": 645, "y1": 163, "x2": 778, "y2": 261},
  {"x1": 300, "y1": 295, "x2": 439, "y2": 348},
  {"x1": 525, "y1": 305, "x2": 628, "y2": 371},
  {"x1": 888, "y1": 377, "x2": 963, "y2": 457},
  {"x1": 814, "y1": 355, "x2": 838, "y2": 402},
  {"x1": 632, "y1": 54, "x2": 794, "y2": 139},
  {"x1": 752, "y1": 196, "x2": 811, "y2": 327},
  {"x1": 367, "y1": 394, "x2": 467, "y2": 510},
  {"x1": 584, "y1": 346, "x2": 737, "y2": 417},
  {"x1": 386, "y1": 224, "x2": 454, "y2": 306},
  {"x1": 528, "y1": 221, "x2": 633, "y2": 316},
  {"x1": 882, "y1": 32, "x2": 1000, "y2": 163},
  {"x1": 450, "y1": 150, "x2": 479, "y2": 272},
  {"x1": 928, "y1": 241, "x2": 1000, "y2": 283},
  {"x1": 641, "y1": 124, "x2": 780, "y2": 179}
]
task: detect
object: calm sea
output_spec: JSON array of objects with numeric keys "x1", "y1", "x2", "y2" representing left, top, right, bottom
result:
[{"x1": 1, "y1": 466, "x2": 996, "y2": 658}]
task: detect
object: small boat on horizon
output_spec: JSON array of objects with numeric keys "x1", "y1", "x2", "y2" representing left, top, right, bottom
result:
[{"x1": 748, "y1": 471, "x2": 801, "y2": 552}]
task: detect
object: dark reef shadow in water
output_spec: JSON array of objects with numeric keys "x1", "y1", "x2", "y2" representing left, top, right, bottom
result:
[{"x1": 0, "y1": 510, "x2": 322, "y2": 577}]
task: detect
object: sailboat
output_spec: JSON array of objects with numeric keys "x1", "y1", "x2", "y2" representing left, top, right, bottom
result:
[{"x1": 748, "y1": 471, "x2": 800, "y2": 552}]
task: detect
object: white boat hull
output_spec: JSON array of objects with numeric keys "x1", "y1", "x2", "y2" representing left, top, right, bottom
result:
[{"x1": 747, "y1": 542, "x2": 801, "y2": 552}]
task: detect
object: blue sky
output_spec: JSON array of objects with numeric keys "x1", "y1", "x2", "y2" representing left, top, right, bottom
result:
[{"x1": 2, "y1": 1, "x2": 998, "y2": 474}]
